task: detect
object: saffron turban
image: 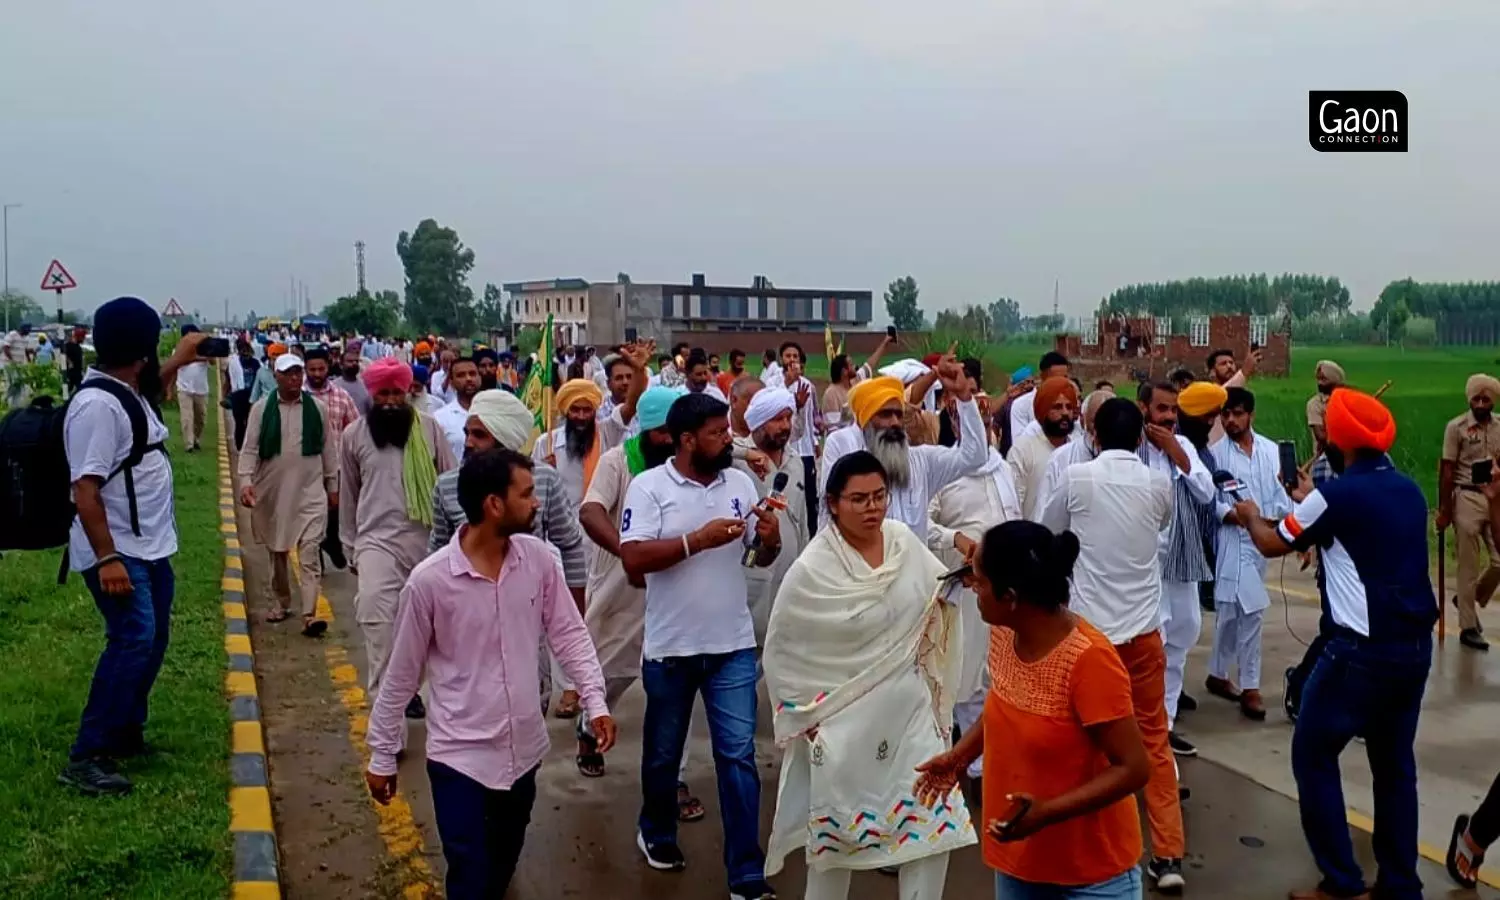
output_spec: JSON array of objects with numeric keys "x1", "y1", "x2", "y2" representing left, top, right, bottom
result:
[
  {"x1": 637, "y1": 386, "x2": 685, "y2": 432},
  {"x1": 1033, "y1": 376, "x2": 1080, "y2": 415},
  {"x1": 1316, "y1": 360, "x2": 1346, "y2": 386},
  {"x1": 1178, "y1": 382, "x2": 1229, "y2": 417},
  {"x1": 1466, "y1": 373, "x2": 1500, "y2": 402},
  {"x1": 362, "y1": 356, "x2": 413, "y2": 393},
  {"x1": 745, "y1": 387, "x2": 795, "y2": 433},
  {"x1": 414, "y1": 341, "x2": 432, "y2": 356},
  {"x1": 266, "y1": 342, "x2": 288, "y2": 359},
  {"x1": 1325, "y1": 387, "x2": 1396, "y2": 453},
  {"x1": 849, "y1": 376, "x2": 905, "y2": 428},
  {"x1": 470, "y1": 389, "x2": 534, "y2": 450},
  {"x1": 556, "y1": 378, "x2": 603, "y2": 414}
]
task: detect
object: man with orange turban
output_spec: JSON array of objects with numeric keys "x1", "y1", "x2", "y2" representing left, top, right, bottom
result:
[
  {"x1": 533, "y1": 354, "x2": 651, "y2": 718},
  {"x1": 1229, "y1": 386, "x2": 1433, "y2": 899},
  {"x1": 817, "y1": 357, "x2": 987, "y2": 540},
  {"x1": 1439, "y1": 373, "x2": 1500, "y2": 651},
  {"x1": 1009, "y1": 376, "x2": 1080, "y2": 521}
]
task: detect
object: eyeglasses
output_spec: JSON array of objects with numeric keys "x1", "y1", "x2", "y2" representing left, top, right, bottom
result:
[{"x1": 837, "y1": 489, "x2": 888, "y2": 510}]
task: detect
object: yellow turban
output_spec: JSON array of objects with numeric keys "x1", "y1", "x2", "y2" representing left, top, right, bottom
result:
[
  {"x1": 556, "y1": 378, "x2": 603, "y2": 414},
  {"x1": 1178, "y1": 382, "x2": 1229, "y2": 417},
  {"x1": 1466, "y1": 373, "x2": 1500, "y2": 402},
  {"x1": 848, "y1": 376, "x2": 905, "y2": 428}
]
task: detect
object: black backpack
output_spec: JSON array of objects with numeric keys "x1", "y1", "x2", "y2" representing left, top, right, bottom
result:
[{"x1": 0, "y1": 380, "x2": 166, "y2": 573}]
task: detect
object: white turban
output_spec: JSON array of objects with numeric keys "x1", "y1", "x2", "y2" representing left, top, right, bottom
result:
[
  {"x1": 878, "y1": 358, "x2": 931, "y2": 385},
  {"x1": 470, "y1": 389, "x2": 534, "y2": 450},
  {"x1": 745, "y1": 386, "x2": 795, "y2": 433}
]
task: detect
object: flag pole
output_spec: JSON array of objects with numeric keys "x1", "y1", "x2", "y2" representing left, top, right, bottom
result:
[{"x1": 543, "y1": 315, "x2": 555, "y2": 456}]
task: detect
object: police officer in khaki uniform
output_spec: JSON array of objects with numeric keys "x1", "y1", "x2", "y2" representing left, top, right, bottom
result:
[{"x1": 1438, "y1": 373, "x2": 1500, "y2": 650}]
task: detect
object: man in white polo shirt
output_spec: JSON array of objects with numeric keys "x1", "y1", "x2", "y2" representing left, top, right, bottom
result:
[
  {"x1": 1038, "y1": 397, "x2": 1186, "y2": 892},
  {"x1": 620, "y1": 392, "x2": 781, "y2": 900},
  {"x1": 174, "y1": 324, "x2": 211, "y2": 452}
]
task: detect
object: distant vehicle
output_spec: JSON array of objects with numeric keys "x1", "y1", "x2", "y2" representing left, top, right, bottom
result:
[
  {"x1": 256, "y1": 317, "x2": 291, "y2": 332},
  {"x1": 296, "y1": 316, "x2": 329, "y2": 340}
]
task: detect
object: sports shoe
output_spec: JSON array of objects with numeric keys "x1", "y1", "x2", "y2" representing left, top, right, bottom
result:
[
  {"x1": 636, "y1": 832, "x2": 686, "y2": 871},
  {"x1": 1461, "y1": 628, "x2": 1490, "y2": 652},
  {"x1": 1146, "y1": 857, "x2": 1185, "y2": 893},
  {"x1": 730, "y1": 880, "x2": 777, "y2": 900},
  {"x1": 58, "y1": 758, "x2": 133, "y2": 796},
  {"x1": 1169, "y1": 732, "x2": 1197, "y2": 757}
]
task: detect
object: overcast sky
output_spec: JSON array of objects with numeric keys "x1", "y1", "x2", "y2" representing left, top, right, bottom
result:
[{"x1": 2, "y1": 0, "x2": 1495, "y2": 323}]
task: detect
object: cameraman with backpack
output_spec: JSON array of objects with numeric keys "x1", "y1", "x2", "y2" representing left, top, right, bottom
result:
[{"x1": 57, "y1": 296, "x2": 208, "y2": 796}]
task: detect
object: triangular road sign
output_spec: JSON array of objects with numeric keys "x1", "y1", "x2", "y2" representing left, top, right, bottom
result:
[
  {"x1": 162, "y1": 297, "x2": 185, "y2": 316},
  {"x1": 40, "y1": 259, "x2": 77, "y2": 292}
]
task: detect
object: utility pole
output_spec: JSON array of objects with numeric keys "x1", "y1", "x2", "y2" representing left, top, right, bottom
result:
[
  {"x1": 2, "y1": 203, "x2": 21, "y2": 333},
  {"x1": 355, "y1": 240, "x2": 367, "y2": 295},
  {"x1": 1052, "y1": 278, "x2": 1060, "y2": 329}
]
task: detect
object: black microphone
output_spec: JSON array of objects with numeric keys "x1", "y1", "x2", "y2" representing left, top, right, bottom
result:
[
  {"x1": 742, "y1": 472, "x2": 790, "y2": 567},
  {"x1": 1212, "y1": 469, "x2": 1246, "y2": 502}
]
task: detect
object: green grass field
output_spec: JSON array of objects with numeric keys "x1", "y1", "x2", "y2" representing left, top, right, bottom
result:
[
  {"x1": 801, "y1": 343, "x2": 1497, "y2": 505},
  {"x1": 0, "y1": 401, "x2": 231, "y2": 898}
]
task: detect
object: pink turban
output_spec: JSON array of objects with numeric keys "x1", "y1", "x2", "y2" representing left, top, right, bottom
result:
[{"x1": 362, "y1": 356, "x2": 413, "y2": 393}]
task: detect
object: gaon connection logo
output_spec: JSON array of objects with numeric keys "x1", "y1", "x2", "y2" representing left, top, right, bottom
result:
[{"x1": 1309, "y1": 91, "x2": 1407, "y2": 152}]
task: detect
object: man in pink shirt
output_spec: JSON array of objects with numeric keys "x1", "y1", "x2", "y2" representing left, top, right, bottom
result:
[{"x1": 365, "y1": 447, "x2": 616, "y2": 899}]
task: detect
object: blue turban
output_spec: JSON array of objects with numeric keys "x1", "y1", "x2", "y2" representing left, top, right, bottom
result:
[
  {"x1": 410, "y1": 362, "x2": 431, "y2": 385},
  {"x1": 637, "y1": 386, "x2": 685, "y2": 432},
  {"x1": 1011, "y1": 365, "x2": 1033, "y2": 382},
  {"x1": 93, "y1": 296, "x2": 162, "y2": 367}
]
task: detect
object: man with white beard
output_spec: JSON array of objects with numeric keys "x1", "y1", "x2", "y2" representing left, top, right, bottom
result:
[
  {"x1": 817, "y1": 357, "x2": 986, "y2": 541},
  {"x1": 926, "y1": 403, "x2": 1022, "y2": 782},
  {"x1": 733, "y1": 386, "x2": 809, "y2": 653}
]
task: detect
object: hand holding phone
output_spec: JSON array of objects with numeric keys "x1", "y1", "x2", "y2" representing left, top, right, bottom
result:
[
  {"x1": 197, "y1": 337, "x2": 232, "y2": 358},
  {"x1": 986, "y1": 793, "x2": 1038, "y2": 843},
  {"x1": 1277, "y1": 440, "x2": 1299, "y2": 491}
]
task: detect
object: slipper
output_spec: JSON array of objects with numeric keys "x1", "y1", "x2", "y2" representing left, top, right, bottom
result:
[
  {"x1": 1448, "y1": 813, "x2": 1481, "y2": 890},
  {"x1": 302, "y1": 618, "x2": 328, "y2": 638},
  {"x1": 677, "y1": 783, "x2": 706, "y2": 822},
  {"x1": 265, "y1": 609, "x2": 291, "y2": 623},
  {"x1": 576, "y1": 734, "x2": 605, "y2": 778}
]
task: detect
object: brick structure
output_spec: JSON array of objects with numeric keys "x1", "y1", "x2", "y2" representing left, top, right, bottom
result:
[{"x1": 1055, "y1": 313, "x2": 1289, "y2": 386}]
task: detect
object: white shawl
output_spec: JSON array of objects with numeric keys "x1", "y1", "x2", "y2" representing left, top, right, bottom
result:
[{"x1": 764, "y1": 520, "x2": 960, "y2": 747}]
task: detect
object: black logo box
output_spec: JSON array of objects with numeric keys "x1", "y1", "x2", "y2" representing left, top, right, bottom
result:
[{"x1": 1309, "y1": 90, "x2": 1407, "y2": 153}]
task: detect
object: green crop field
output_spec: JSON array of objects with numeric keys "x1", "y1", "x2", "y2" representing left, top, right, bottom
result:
[{"x1": 797, "y1": 343, "x2": 1499, "y2": 506}]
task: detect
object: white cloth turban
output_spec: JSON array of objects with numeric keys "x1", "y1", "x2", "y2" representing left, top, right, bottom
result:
[
  {"x1": 745, "y1": 386, "x2": 796, "y2": 433},
  {"x1": 470, "y1": 389, "x2": 534, "y2": 450}
]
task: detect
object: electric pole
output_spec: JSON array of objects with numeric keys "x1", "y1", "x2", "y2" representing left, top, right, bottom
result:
[
  {"x1": 1053, "y1": 278, "x2": 1060, "y2": 328},
  {"x1": 3, "y1": 202, "x2": 21, "y2": 333},
  {"x1": 355, "y1": 240, "x2": 367, "y2": 295}
]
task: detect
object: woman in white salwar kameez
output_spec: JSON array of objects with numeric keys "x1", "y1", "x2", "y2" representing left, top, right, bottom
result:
[{"x1": 764, "y1": 451, "x2": 977, "y2": 900}]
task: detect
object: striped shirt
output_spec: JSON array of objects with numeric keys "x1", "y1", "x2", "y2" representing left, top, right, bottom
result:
[{"x1": 428, "y1": 463, "x2": 588, "y2": 588}]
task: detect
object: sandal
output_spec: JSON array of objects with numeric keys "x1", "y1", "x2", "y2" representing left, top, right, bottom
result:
[
  {"x1": 576, "y1": 734, "x2": 605, "y2": 778},
  {"x1": 265, "y1": 608, "x2": 291, "y2": 623},
  {"x1": 301, "y1": 617, "x2": 328, "y2": 638},
  {"x1": 677, "y1": 783, "x2": 706, "y2": 822}
]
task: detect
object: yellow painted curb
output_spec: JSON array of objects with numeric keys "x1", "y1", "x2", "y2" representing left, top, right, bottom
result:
[
  {"x1": 223, "y1": 601, "x2": 247, "y2": 620},
  {"x1": 223, "y1": 575, "x2": 245, "y2": 592},
  {"x1": 231, "y1": 883, "x2": 282, "y2": 900},
  {"x1": 225, "y1": 633, "x2": 252, "y2": 655},
  {"x1": 229, "y1": 786, "x2": 274, "y2": 832},
  {"x1": 232, "y1": 720, "x2": 265, "y2": 755},
  {"x1": 226, "y1": 670, "x2": 258, "y2": 697}
]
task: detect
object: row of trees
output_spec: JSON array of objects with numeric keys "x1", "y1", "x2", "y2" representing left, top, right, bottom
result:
[
  {"x1": 1370, "y1": 279, "x2": 1500, "y2": 345},
  {"x1": 1100, "y1": 274, "x2": 1352, "y2": 319},
  {"x1": 884, "y1": 277, "x2": 1060, "y2": 339}
]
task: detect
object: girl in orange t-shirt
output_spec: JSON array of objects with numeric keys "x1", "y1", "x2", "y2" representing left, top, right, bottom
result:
[{"x1": 914, "y1": 520, "x2": 1151, "y2": 899}]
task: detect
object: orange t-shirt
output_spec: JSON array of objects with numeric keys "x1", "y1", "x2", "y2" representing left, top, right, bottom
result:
[
  {"x1": 982, "y1": 619, "x2": 1142, "y2": 886},
  {"x1": 716, "y1": 370, "x2": 737, "y2": 397}
]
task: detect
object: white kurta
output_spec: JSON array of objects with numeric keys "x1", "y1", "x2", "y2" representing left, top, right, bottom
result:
[
  {"x1": 733, "y1": 437, "x2": 810, "y2": 649},
  {"x1": 1209, "y1": 432, "x2": 1294, "y2": 615},
  {"x1": 1030, "y1": 436, "x2": 1096, "y2": 525},
  {"x1": 1008, "y1": 430, "x2": 1062, "y2": 522},
  {"x1": 817, "y1": 399, "x2": 988, "y2": 541}
]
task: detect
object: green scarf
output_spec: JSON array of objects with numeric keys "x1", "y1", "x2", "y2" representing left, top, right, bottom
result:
[
  {"x1": 258, "y1": 393, "x2": 324, "y2": 460},
  {"x1": 623, "y1": 435, "x2": 649, "y2": 477},
  {"x1": 403, "y1": 412, "x2": 438, "y2": 528}
]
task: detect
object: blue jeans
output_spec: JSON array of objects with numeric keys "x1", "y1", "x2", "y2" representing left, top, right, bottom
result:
[
  {"x1": 1292, "y1": 632, "x2": 1431, "y2": 900},
  {"x1": 995, "y1": 868, "x2": 1143, "y2": 899},
  {"x1": 639, "y1": 648, "x2": 763, "y2": 889},
  {"x1": 71, "y1": 556, "x2": 175, "y2": 761},
  {"x1": 427, "y1": 761, "x2": 537, "y2": 900}
]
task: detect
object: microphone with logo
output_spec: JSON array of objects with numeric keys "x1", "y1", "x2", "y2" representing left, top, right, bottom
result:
[
  {"x1": 1212, "y1": 469, "x2": 1247, "y2": 502},
  {"x1": 742, "y1": 472, "x2": 790, "y2": 567}
]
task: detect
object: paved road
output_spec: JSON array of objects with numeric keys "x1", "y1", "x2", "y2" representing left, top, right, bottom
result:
[{"x1": 313, "y1": 567, "x2": 1489, "y2": 899}]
